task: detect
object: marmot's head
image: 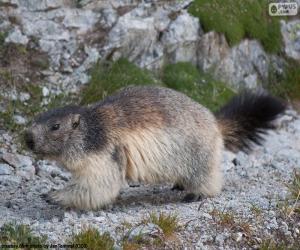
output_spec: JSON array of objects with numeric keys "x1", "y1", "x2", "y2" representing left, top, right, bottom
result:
[{"x1": 24, "y1": 105, "x2": 86, "y2": 159}]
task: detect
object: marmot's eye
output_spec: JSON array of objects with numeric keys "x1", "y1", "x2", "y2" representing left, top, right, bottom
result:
[{"x1": 51, "y1": 124, "x2": 60, "y2": 131}]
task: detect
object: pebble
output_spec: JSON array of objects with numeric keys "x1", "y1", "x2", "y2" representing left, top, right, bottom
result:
[
  {"x1": 0, "y1": 163, "x2": 14, "y2": 175},
  {"x1": 42, "y1": 87, "x2": 50, "y2": 97},
  {"x1": 13, "y1": 115, "x2": 27, "y2": 125}
]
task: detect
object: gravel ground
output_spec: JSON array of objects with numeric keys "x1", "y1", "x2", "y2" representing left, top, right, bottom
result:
[{"x1": 0, "y1": 109, "x2": 299, "y2": 249}]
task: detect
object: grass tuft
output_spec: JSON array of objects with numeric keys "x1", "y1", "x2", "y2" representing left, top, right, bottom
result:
[
  {"x1": 81, "y1": 58, "x2": 159, "y2": 104},
  {"x1": 0, "y1": 223, "x2": 47, "y2": 247},
  {"x1": 269, "y1": 60, "x2": 300, "y2": 102},
  {"x1": 70, "y1": 227, "x2": 114, "y2": 250},
  {"x1": 148, "y1": 212, "x2": 180, "y2": 237},
  {"x1": 162, "y1": 62, "x2": 235, "y2": 112},
  {"x1": 289, "y1": 170, "x2": 300, "y2": 201},
  {"x1": 188, "y1": 0, "x2": 282, "y2": 53}
]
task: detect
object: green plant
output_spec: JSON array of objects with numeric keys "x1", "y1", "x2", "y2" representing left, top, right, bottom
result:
[
  {"x1": 0, "y1": 223, "x2": 47, "y2": 248},
  {"x1": 148, "y1": 212, "x2": 180, "y2": 237},
  {"x1": 188, "y1": 0, "x2": 282, "y2": 53},
  {"x1": 70, "y1": 227, "x2": 114, "y2": 250},
  {"x1": 268, "y1": 60, "x2": 300, "y2": 101},
  {"x1": 81, "y1": 58, "x2": 159, "y2": 104},
  {"x1": 162, "y1": 62, "x2": 235, "y2": 112}
]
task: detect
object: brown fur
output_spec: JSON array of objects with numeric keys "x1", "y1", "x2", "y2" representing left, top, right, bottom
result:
[{"x1": 25, "y1": 86, "x2": 284, "y2": 210}]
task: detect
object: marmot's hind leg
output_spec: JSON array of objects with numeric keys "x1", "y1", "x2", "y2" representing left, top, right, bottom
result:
[{"x1": 181, "y1": 150, "x2": 223, "y2": 203}]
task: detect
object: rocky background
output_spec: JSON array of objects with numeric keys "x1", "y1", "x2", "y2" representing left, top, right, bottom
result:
[{"x1": 0, "y1": 0, "x2": 300, "y2": 249}]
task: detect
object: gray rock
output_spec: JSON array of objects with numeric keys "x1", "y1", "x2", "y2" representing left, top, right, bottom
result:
[
  {"x1": 1, "y1": 153, "x2": 35, "y2": 179},
  {"x1": 62, "y1": 9, "x2": 100, "y2": 34},
  {"x1": 107, "y1": 7, "x2": 163, "y2": 70},
  {"x1": 42, "y1": 86, "x2": 50, "y2": 97},
  {"x1": 281, "y1": 20, "x2": 300, "y2": 61},
  {"x1": 197, "y1": 32, "x2": 269, "y2": 89},
  {"x1": 162, "y1": 12, "x2": 200, "y2": 65},
  {"x1": 0, "y1": 175, "x2": 21, "y2": 185},
  {"x1": 0, "y1": 163, "x2": 14, "y2": 175},
  {"x1": 13, "y1": 115, "x2": 27, "y2": 125},
  {"x1": 5, "y1": 27, "x2": 29, "y2": 45},
  {"x1": 18, "y1": 0, "x2": 67, "y2": 11},
  {"x1": 19, "y1": 92, "x2": 31, "y2": 102},
  {"x1": 36, "y1": 160, "x2": 71, "y2": 181}
]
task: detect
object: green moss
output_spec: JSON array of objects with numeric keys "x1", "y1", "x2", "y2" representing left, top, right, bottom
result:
[
  {"x1": 162, "y1": 62, "x2": 235, "y2": 112},
  {"x1": 0, "y1": 223, "x2": 47, "y2": 248},
  {"x1": 188, "y1": 0, "x2": 282, "y2": 53},
  {"x1": 81, "y1": 58, "x2": 159, "y2": 104},
  {"x1": 268, "y1": 60, "x2": 300, "y2": 100},
  {"x1": 70, "y1": 228, "x2": 114, "y2": 250}
]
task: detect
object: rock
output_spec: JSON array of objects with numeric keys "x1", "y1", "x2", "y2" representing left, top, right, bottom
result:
[
  {"x1": 197, "y1": 32, "x2": 269, "y2": 89},
  {"x1": 0, "y1": 175, "x2": 21, "y2": 185},
  {"x1": 62, "y1": 9, "x2": 100, "y2": 35},
  {"x1": 215, "y1": 234, "x2": 225, "y2": 246},
  {"x1": 36, "y1": 160, "x2": 71, "y2": 181},
  {"x1": 99, "y1": 8, "x2": 118, "y2": 30},
  {"x1": 162, "y1": 12, "x2": 200, "y2": 64},
  {"x1": 42, "y1": 86, "x2": 50, "y2": 97},
  {"x1": 107, "y1": 7, "x2": 163, "y2": 70},
  {"x1": 0, "y1": 163, "x2": 14, "y2": 175},
  {"x1": 1, "y1": 153, "x2": 35, "y2": 179},
  {"x1": 2, "y1": 133, "x2": 12, "y2": 143},
  {"x1": 5, "y1": 27, "x2": 29, "y2": 45},
  {"x1": 281, "y1": 20, "x2": 300, "y2": 61},
  {"x1": 19, "y1": 92, "x2": 31, "y2": 102},
  {"x1": 13, "y1": 115, "x2": 27, "y2": 125},
  {"x1": 18, "y1": 0, "x2": 67, "y2": 11},
  {"x1": 2, "y1": 152, "x2": 32, "y2": 168},
  {"x1": 22, "y1": 19, "x2": 70, "y2": 41}
]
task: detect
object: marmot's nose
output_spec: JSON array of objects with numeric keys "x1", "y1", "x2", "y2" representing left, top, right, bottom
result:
[{"x1": 24, "y1": 131, "x2": 35, "y2": 151}]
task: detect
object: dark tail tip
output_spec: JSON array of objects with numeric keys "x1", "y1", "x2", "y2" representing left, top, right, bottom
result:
[{"x1": 216, "y1": 90, "x2": 287, "y2": 152}]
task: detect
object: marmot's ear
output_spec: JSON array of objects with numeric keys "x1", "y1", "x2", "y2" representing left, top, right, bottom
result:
[{"x1": 72, "y1": 114, "x2": 81, "y2": 129}]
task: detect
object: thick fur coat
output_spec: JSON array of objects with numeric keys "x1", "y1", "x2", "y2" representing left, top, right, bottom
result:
[{"x1": 25, "y1": 86, "x2": 285, "y2": 210}]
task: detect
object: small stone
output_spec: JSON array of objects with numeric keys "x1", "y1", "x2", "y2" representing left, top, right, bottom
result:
[
  {"x1": 5, "y1": 28, "x2": 29, "y2": 45},
  {"x1": 13, "y1": 115, "x2": 27, "y2": 125},
  {"x1": 19, "y1": 92, "x2": 31, "y2": 102},
  {"x1": 0, "y1": 163, "x2": 14, "y2": 175},
  {"x1": 0, "y1": 175, "x2": 22, "y2": 185},
  {"x1": 2, "y1": 152, "x2": 32, "y2": 168},
  {"x1": 2, "y1": 153, "x2": 35, "y2": 179},
  {"x1": 2, "y1": 133, "x2": 12, "y2": 142},
  {"x1": 215, "y1": 234, "x2": 225, "y2": 246},
  {"x1": 42, "y1": 87, "x2": 50, "y2": 97}
]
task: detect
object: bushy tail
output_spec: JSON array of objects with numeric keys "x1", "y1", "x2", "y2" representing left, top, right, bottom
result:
[{"x1": 216, "y1": 90, "x2": 286, "y2": 152}]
